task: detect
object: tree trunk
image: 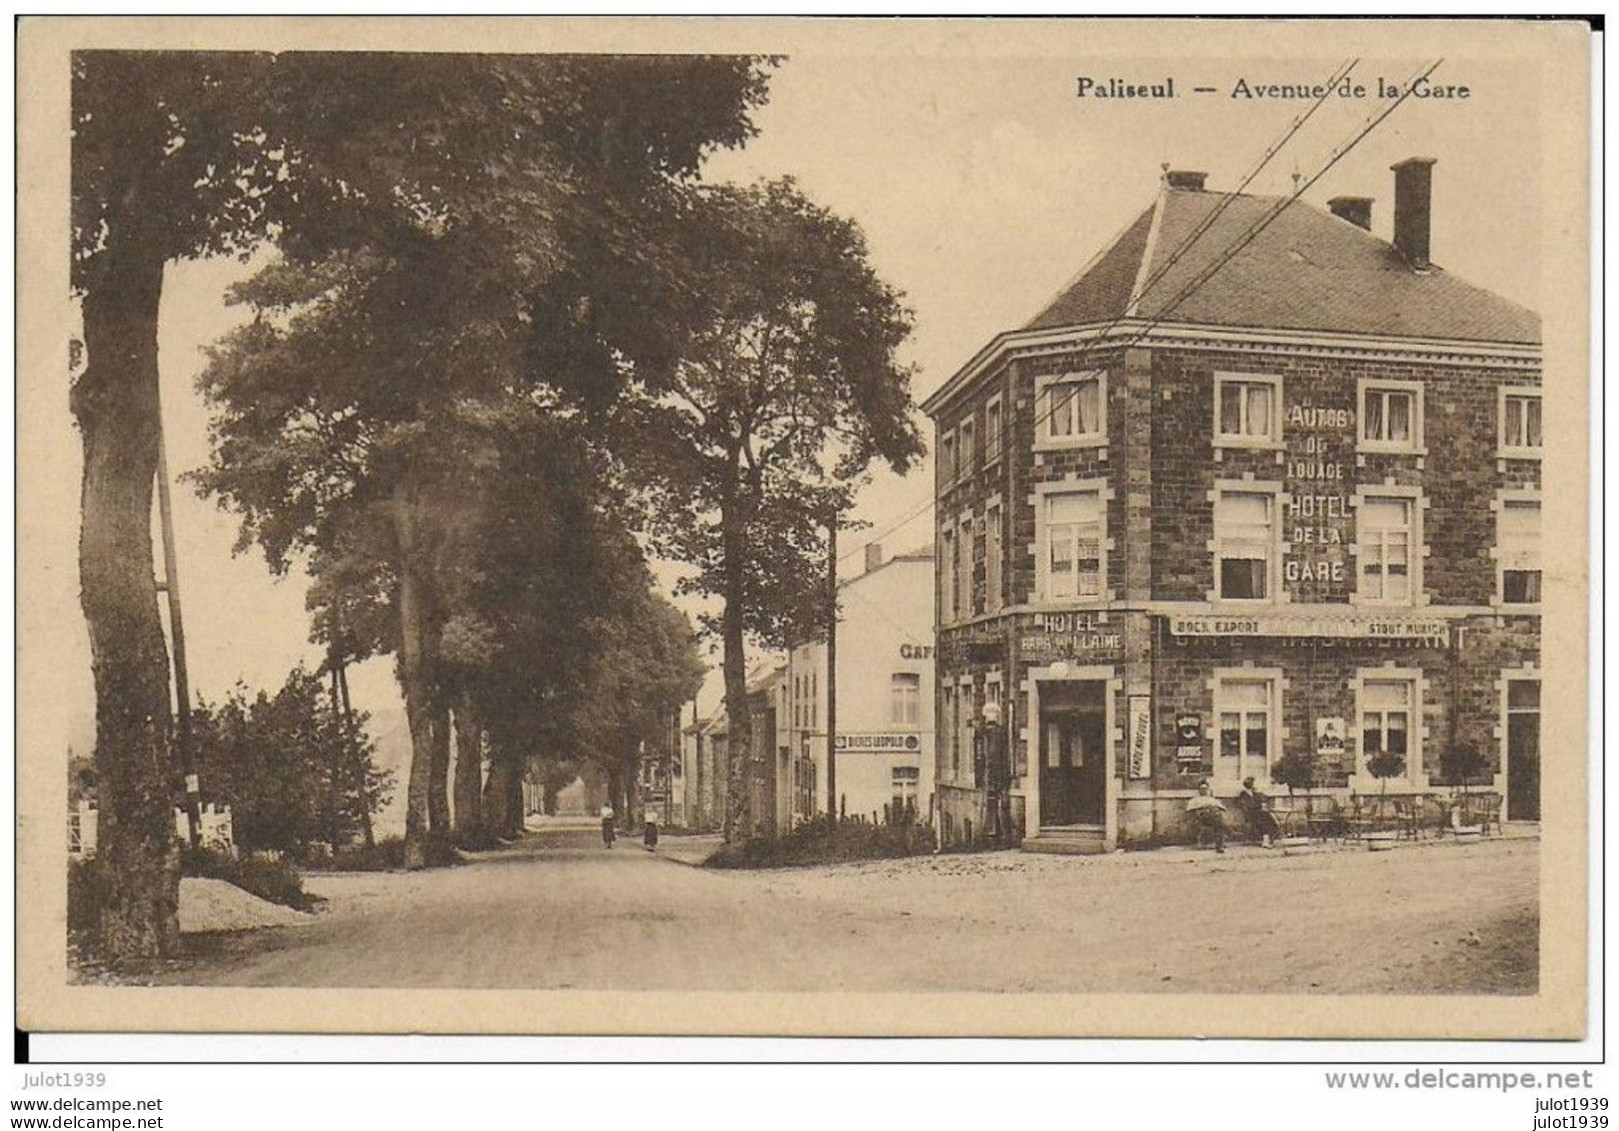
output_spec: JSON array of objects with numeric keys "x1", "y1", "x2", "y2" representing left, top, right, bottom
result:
[
  {"x1": 452, "y1": 694, "x2": 483, "y2": 846},
  {"x1": 428, "y1": 699, "x2": 452, "y2": 842},
  {"x1": 73, "y1": 247, "x2": 183, "y2": 962},
  {"x1": 482, "y1": 749, "x2": 515, "y2": 839},
  {"x1": 720, "y1": 508, "x2": 752, "y2": 843},
  {"x1": 327, "y1": 665, "x2": 344, "y2": 853},
  {"x1": 338, "y1": 663, "x2": 375, "y2": 848},
  {"x1": 504, "y1": 760, "x2": 524, "y2": 838},
  {"x1": 396, "y1": 548, "x2": 436, "y2": 870}
]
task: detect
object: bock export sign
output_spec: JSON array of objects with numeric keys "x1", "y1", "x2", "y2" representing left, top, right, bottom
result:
[
  {"x1": 1168, "y1": 613, "x2": 1450, "y2": 647},
  {"x1": 833, "y1": 733, "x2": 922, "y2": 753}
]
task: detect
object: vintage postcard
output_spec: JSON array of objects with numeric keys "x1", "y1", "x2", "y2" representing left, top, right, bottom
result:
[{"x1": 16, "y1": 16, "x2": 1592, "y2": 1039}]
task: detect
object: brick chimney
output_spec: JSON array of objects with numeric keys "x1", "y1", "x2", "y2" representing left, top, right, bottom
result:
[
  {"x1": 1164, "y1": 169, "x2": 1207, "y2": 191},
  {"x1": 1327, "y1": 195, "x2": 1374, "y2": 231},
  {"x1": 1390, "y1": 157, "x2": 1437, "y2": 269},
  {"x1": 864, "y1": 542, "x2": 883, "y2": 574}
]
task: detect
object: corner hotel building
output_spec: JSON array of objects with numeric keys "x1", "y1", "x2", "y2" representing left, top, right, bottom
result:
[{"x1": 921, "y1": 160, "x2": 1542, "y2": 853}]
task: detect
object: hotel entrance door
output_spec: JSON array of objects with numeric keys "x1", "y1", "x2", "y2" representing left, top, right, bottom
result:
[
  {"x1": 1039, "y1": 681, "x2": 1107, "y2": 827},
  {"x1": 1505, "y1": 679, "x2": 1540, "y2": 821}
]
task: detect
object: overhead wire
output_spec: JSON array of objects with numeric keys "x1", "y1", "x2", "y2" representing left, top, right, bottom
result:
[{"x1": 836, "y1": 56, "x2": 1400, "y2": 566}]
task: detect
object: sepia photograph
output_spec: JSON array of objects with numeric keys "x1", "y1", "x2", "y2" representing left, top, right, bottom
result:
[{"x1": 15, "y1": 16, "x2": 1592, "y2": 1042}]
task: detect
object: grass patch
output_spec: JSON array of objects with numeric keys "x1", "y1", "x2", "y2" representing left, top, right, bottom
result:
[{"x1": 704, "y1": 817, "x2": 935, "y2": 870}]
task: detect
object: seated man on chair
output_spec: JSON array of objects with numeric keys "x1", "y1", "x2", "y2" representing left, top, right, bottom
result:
[
  {"x1": 1237, "y1": 776, "x2": 1280, "y2": 847},
  {"x1": 1186, "y1": 781, "x2": 1227, "y2": 854}
]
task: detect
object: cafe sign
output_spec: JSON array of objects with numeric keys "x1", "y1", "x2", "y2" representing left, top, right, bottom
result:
[{"x1": 1169, "y1": 613, "x2": 1449, "y2": 647}]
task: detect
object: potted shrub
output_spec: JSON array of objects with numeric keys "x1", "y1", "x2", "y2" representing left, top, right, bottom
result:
[
  {"x1": 1363, "y1": 750, "x2": 1406, "y2": 851},
  {"x1": 1268, "y1": 751, "x2": 1317, "y2": 850},
  {"x1": 1440, "y1": 742, "x2": 1490, "y2": 843}
]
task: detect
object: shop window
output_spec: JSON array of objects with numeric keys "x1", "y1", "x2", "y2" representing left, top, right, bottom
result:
[
  {"x1": 891, "y1": 672, "x2": 921, "y2": 726},
  {"x1": 1497, "y1": 497, "x2": 1542, "y2": 605},
  {"x1": 1499, "y1": 388, "x2": 1543, "y2": 457},
  {"x1": 1359, "y1": 677, "x2": 1416, "y2": 782},
  {"x1": 1036, "y1": 371, "x2": 1106, "y2": 449},
  {"x1": 1042, "y1": 489, "x2": 1103, "y2": 600},
  {"x1": 1358, "y1": 379, "x2": 1423, "y2": 453},
  {"x1": 1215, "y1": 674, "x2": 1276, "y2": 786},
  {"x1": 985, "y1": 503, "x2": 1003, "y2": 614},
  {"x1": 985, "y1": 395, "x2": 1004, "y2": 465},
  {"x1": 891, "y1": 766, "x2": 920, "y2": 818},
  {"x1": 942, "y1": 685, "x2": 958, "y2": 778},
  {"x1": 1215, "y1": 489, "x2": 1278, "y2": 601},
  {"x1": 1357, "y1": 495, "x2": 1417, "y2": 604},
  {"x1": 1215, "y1": 372, "x2": 1282, "y2": 448}
]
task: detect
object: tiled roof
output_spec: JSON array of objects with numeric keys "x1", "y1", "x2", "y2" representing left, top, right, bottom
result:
[{"x1": 1024, "y1": 187, "x2": 1539, "y2": 345}]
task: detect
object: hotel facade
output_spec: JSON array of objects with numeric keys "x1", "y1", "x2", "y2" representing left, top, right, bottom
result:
[{"x1": 922, "y1": 160, "x2": 1542, "y2": 853}]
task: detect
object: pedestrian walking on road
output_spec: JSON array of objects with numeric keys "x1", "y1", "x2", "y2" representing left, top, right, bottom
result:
[
  {"x1": 600, "y1": 802, "x2": 616, "y2": 848},
  {"x1": 643, "y1": 808, "x2": 659, "y2": 852}
]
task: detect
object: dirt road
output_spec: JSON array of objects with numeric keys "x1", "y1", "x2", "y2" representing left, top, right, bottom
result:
[{"x1": 165, "y1": 829, "x2": 1536, "y2": 995}]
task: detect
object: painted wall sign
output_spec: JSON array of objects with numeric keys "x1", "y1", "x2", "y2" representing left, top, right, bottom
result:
[
  {"x1": 1175, "y1": 713, "x2": 1203, "y2": 770},
  {"x1": 1282, "y1": 402, "x2": 1354, "y2": 598},
  {"x1": 1019, "y1": 631, "x2": 1124, "y2": 659},
  {"x1": 1169, "y1": 614, "x2": 1449, "y2": 647},
  {"x1": 898, "y1": 643, "x2": 934, "y2": 660},
  {"x1": 1127, "y1": 695, "x2": 1151, "y2": 779},
  {"x1": 1316, "y1": 716, "x2": 1347, "y2": 757},
  {"x1": 833, "y1": 733, "x2": 922, "y2": 753}
]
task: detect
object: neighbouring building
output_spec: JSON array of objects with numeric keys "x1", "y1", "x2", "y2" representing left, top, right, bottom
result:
[
  {"x1": 787, "y1": 543, "x2": 936, "y2": 826},
  {"x1": 678, "y1": 664, "x2": 787, "y2": 834},
  {"x1": 922, "y1": 160, "x2": 1541, "y2": 853}
]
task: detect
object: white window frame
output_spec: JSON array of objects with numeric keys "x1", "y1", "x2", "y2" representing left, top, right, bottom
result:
[
  {"x1": 1498, "y1": 386, "x2": 1543, "y2": 460},
  {"x1": 939, "y1": 522, "x2": 957, "y2": 625},
  {"x1": 985, "y1": 497, "x2": 1003, "y2": 615},
  {"x1": 1209, "y1": 482, "x2": 1285, "y2": 604},
  {"x1": 1353, "y1": 667, "x2": 1428, "y2": 789},
  {"x1": 890, "y1": 765, "x2": 920, "y2": 814},
  {"x1": 939, "y1": 427, "x2": 956, "y2": 489},
  {"x1": 941, "y1": 683, "x2": 959, "y2": 780},
  {"x1": 984, "y1": 393, "x2": 1004, "y2": 468},
  {"x1": 1035, "y1": 370, "x2": 1108, "y2": 452},
  {"x1": 890, "y1": 672, "x2": 922, "y2": 727},
  {"x1": 1034, "y1": 479, "x2": 1112, "y2": 604},
  {"x1": 957, "y1": 415, "x2": 977, "y2": 483},
  {"x1": 1213, "y1": 371, "x2": 1283, "y2": 450},
  {"x1": 957, "y1": 509, "x2": 974, "y2": 619},
  {"x1": 1211, "y1": 668, "x2": 1282, "y2": 790},
  {"x1": 1350, "y1": 486, "x2": 1425, "y2": 607},
  {"x1": 1357, "y1": 377, "x2": 1425, "y2": 454},
  {"x1": 1492, "y1": 489, "x2": 1542, "y2": 609}
]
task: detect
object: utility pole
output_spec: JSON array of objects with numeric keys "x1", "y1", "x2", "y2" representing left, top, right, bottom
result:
[
  {"x1": 154, "y1": 429, "x2": 201, "y2": 848},
  {"x1": 825, "y1": 509, "x2": 838, "y2": 821}
]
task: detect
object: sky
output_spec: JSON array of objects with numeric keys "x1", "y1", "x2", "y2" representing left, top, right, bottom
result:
[{"x1": 33, "y1": 48, "x2": 1544, "y2": 753}]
